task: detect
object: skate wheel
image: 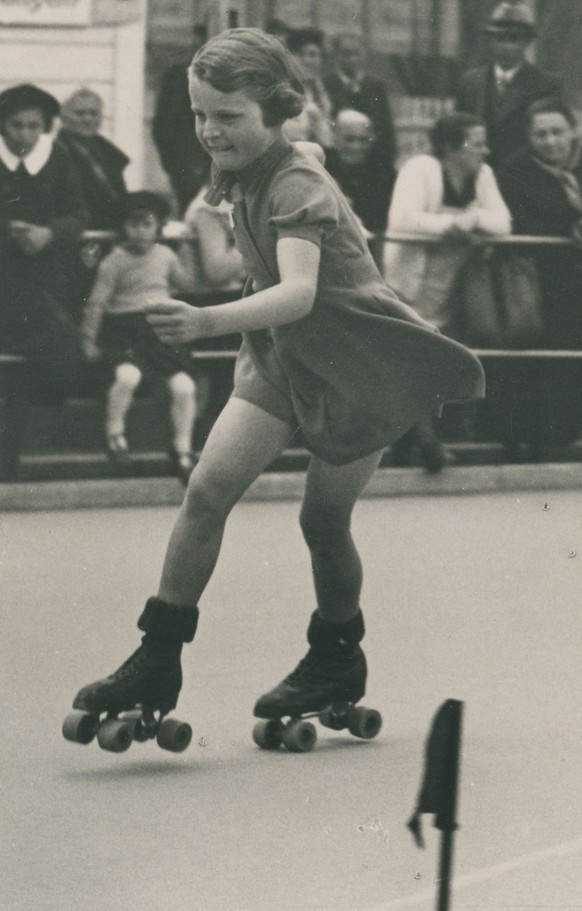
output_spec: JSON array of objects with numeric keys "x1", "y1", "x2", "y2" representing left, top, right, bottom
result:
[
  {"x1": 347, "y1": 706, "x2": 383, "y2": 740},
  {"x1": 62, "y1": 710, "x2": 99, "y2": 745},
  {"x1": 121, "y1": 709, "x2": 148, "y2": 742},
  {"x1": 156, "y1": 718, "x2": 192, "y2": 753},
  {"x1": 319, "y1": 709, "x2": 349, "y2": 732},
  {"x1": 252, "y1": 719, "x2": 284, "y2": 750},
  {"x1": 97, "y1": 718, "x2": 132, "y2": 753},
  {"x1": 282, "y1": 720, "x2": 317, "y2": 753}
]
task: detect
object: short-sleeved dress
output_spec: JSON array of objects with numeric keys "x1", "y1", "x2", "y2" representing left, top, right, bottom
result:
[{"x1": 209, "y1": 138, "x2": 484, "y2": 466}]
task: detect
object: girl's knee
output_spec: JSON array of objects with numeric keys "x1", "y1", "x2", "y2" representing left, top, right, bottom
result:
[
  {"x1": 167, "y1": 371, "x2": 195, "y2": 398},
  {"x1": 182, "y1": 467, "x2": 239, "y2": 521},
  {"x1": 299, "y1": 505, "x2": 350, "y2": 551},
  {"x1": 113, "y1": 362, "x2": 142, "y2": 390}
]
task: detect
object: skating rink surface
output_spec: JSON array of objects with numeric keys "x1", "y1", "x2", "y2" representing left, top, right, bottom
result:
[{"x1": 2, "y1": 489, "x2": 582, "y2": 911}]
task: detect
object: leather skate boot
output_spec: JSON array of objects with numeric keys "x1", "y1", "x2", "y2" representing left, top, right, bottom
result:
[
  {"x1": 73, "y1": 598, "x2": 199, "y2": 716},
  {"x1": 253, "y1": 610, "x2": 366, "y2": 718}
]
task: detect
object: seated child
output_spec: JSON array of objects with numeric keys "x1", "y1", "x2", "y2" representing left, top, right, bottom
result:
[
  {"x1": 181, "y1": 181, "x2": 245, "y2": 292},
  {"x1": 81, "y1": 191, "x2": 197, "y2": 484}
]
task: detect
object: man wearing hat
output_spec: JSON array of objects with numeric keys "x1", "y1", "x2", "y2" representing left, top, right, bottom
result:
[
  {"x1": 456, "y1": 1, "x2": 562, "y2": 170},
  {"x1": 152, "y1": 25, "x2": 211, "y2": 216}
]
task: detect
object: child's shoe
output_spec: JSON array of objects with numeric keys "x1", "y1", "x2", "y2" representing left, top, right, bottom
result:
[
  {"x1": 254, "y1": 610, "x2": 366, "y2": 718},
  {"x1": 105, "y1": 432, "x2": 131, "y2": 466},
  {"x1": 72, "y1": 598, "x2": 198, "y2": 716}
]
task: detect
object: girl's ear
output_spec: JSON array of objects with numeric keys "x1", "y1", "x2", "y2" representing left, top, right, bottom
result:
[{"x1": 262, "y1": 84, "x2": 305, "y2": 127}]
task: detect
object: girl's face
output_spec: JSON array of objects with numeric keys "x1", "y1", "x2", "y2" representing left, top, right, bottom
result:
[
  {"x1": 123, "y1": 212, "x2": 159, "y2": 254},
  {"x1": 529, "y1": 112, "x2": 575, "y2": 169},
  {"x1": 3, "y1": 108, "x2": 45, "y2": 156},
  {"x1": 189, "y1": 77, "x2": 281, "y2": 172}
]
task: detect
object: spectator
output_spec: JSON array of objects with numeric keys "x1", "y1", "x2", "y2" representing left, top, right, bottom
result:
[
  {"x1": 324, "y1": 30, "x2": 397, "y2": 181},
  {"x1": 81, "y1": 191, "x2": 197, "y2": 484},
  {"x1": 152, "y1": 25, "x2": 211, "y2": 215},
  {"x1": 491, "y1": 98, "x2": 582, "y2": 460},
  {"x1": 324, "y1": 109, "x2": 395, "y2": 270},
  {"x1": 456, "y1": 1, "x2": 562, "y2": 170},
  {"x1": 58, "y1": 88, "x2": 129, "y2": 230},
  {"x1": 284, "y1": 27, "x2": 334, "y2": 148},
  {"x1": 182, "y1": 181, "x2": 245, "y2": 292},
  {"x1": 385, "y1": 112, "x2": 511, "y2": 470},
  {"x1": 497, "y1": 98, "x2": 582, "y2": 346},
  {"x1": 0, "y1": 83, "x2": 85, "y2": 404},
  {"x1": 264, "y1": 18, "x2": 290, "y2": 45}
]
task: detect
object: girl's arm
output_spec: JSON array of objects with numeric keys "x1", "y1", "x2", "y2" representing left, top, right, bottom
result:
[
  {"x1": 80, "y1": 259, "x2": 116, "y2": 357},
  {"x1": 145, "y1": 236, "x2": 320, "y2": 343},
  {"x1": 167, "y1": 247, "x2": 190, "y2": 295}
]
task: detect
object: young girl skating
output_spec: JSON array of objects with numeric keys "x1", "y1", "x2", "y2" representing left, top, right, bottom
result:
[{"x1": 68, "y1": 29, "x2": 484, "y2": 747}]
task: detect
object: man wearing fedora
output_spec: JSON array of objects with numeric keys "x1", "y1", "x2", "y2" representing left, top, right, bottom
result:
[{"x1": 456, "y1": 1, "x2": 562, "y2": 170}]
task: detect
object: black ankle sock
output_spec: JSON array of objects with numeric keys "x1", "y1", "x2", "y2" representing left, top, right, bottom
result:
[
  {"x1": 307, "y1": 610, "x2": 365, "y2": 659},
  {"x1": 138, "y1": 597, "x2": 199, "y2": 643}
]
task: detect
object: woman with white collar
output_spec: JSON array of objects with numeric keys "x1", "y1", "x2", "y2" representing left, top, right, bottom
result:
[{"x1": 0, "y1": 83, "x2": 86, "y2": 405}]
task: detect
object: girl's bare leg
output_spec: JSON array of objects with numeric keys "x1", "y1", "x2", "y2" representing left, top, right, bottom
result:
[
  {"x1": 253, "y1": 450, "x2": 384, "y2": 720},
  {"x1": 166, "y1": 371, "x2": 196, "y2": 454},
  {"x1": 157, "y1": 397, "x2": 295, "y2": 606},
  {"x1": 105, "y1": 363, "x2": 142, "y2": 435},
  {"x1": 299, "y1": 450, "x2": 384, "y2": 623}
]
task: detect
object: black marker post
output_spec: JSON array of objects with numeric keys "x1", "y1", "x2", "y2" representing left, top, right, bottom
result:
[{"x1": 407, "y1": 699, "x2": 464, "y2": 911}]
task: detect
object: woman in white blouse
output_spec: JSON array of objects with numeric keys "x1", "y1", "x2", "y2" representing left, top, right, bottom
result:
[
  {"x1": 386, "y1": 112, "x2": 511, "y2": 324},
  {"x1": 385, "y1": 112, "x2": 511, "y2": 470}
]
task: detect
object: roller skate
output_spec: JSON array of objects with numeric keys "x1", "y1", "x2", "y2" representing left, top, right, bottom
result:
[
  {"x1": 252, "y1": 611, "x2": 382, "y2": 753},
  {"x1": 62, "y1": 598, "x2": 198, "y2": 754}
]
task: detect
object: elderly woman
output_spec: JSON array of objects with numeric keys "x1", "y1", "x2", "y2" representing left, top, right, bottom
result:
[
  {"x1": 0, "y1": 84, "x2": 86, "y2": 404},
  {"x1": 385, "y1": 112, "x2": 511, "y2": 469},
  {"x1": 58, "y1": 87, "x2": 129, "y2": 231}
]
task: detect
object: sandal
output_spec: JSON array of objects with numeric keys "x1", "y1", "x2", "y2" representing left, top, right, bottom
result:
[
  {"x1": 170, "y1": 449, "x2": 197, "y2": 486},
  {"x1": 105, "y1": 433, "x2": 131, "y2": 466}
]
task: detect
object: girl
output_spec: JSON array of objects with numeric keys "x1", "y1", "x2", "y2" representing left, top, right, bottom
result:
[
  {"x1": 81, "y1": 191, "x2": 197, "y2": 483},
  {"x1": 70, "y1": 30, "x2": 483, "y2": 733}
]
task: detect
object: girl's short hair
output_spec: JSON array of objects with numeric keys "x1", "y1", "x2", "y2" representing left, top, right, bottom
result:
[
  {"x1": 190, "y1": 27, "x2": 305, "y2": 127},
  {"x1": 429, "y1": 112, "x2": 484, "y2": 158},
  {"x1": 116, "y1": 191, "x2": 170, "y2": 231},
  {"x1": 526, "y1": 97, "x2": 577, "y2": 130}
]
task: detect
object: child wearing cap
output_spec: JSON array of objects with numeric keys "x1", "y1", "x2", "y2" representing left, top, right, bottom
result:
[{"x1": 81, "y1": 191, "x2": 198, "y2": 483}]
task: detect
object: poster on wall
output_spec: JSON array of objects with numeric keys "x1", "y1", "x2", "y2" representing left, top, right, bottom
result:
[
  {"x1": 0, "y1": 0, "x2": 92, "y2": 25},
  {"x1": 0, "y1": 0, "x2": 141, "y2": 27}
]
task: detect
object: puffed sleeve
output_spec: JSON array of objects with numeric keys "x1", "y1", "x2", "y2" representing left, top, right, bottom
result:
[{"x1": 268, "y1": 165, "x2": 339, "y2": 247}]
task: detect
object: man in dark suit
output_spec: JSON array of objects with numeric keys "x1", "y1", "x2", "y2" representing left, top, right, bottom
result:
[
  {"x1": 152, "y1": 25, "x2": 211, "y2": 215},
  {"x1": 324, "y1": 31, "x2": 397, "y2": 182},
  {"x1": 456, "y1": 1, "x2": 562, "y2": 170}
]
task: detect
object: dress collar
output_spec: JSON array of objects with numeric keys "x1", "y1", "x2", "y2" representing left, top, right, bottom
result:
[
  {"x1": 0, "y1": 133, "x2": 53, "y2": 175},
  {"x1": 204, "y1": 137, "x2": 292, "y2": 206}
]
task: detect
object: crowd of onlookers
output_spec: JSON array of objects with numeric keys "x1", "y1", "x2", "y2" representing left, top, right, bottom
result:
[{"x1": 1, "y1": 0, "x2": 582, "y2": 477}]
